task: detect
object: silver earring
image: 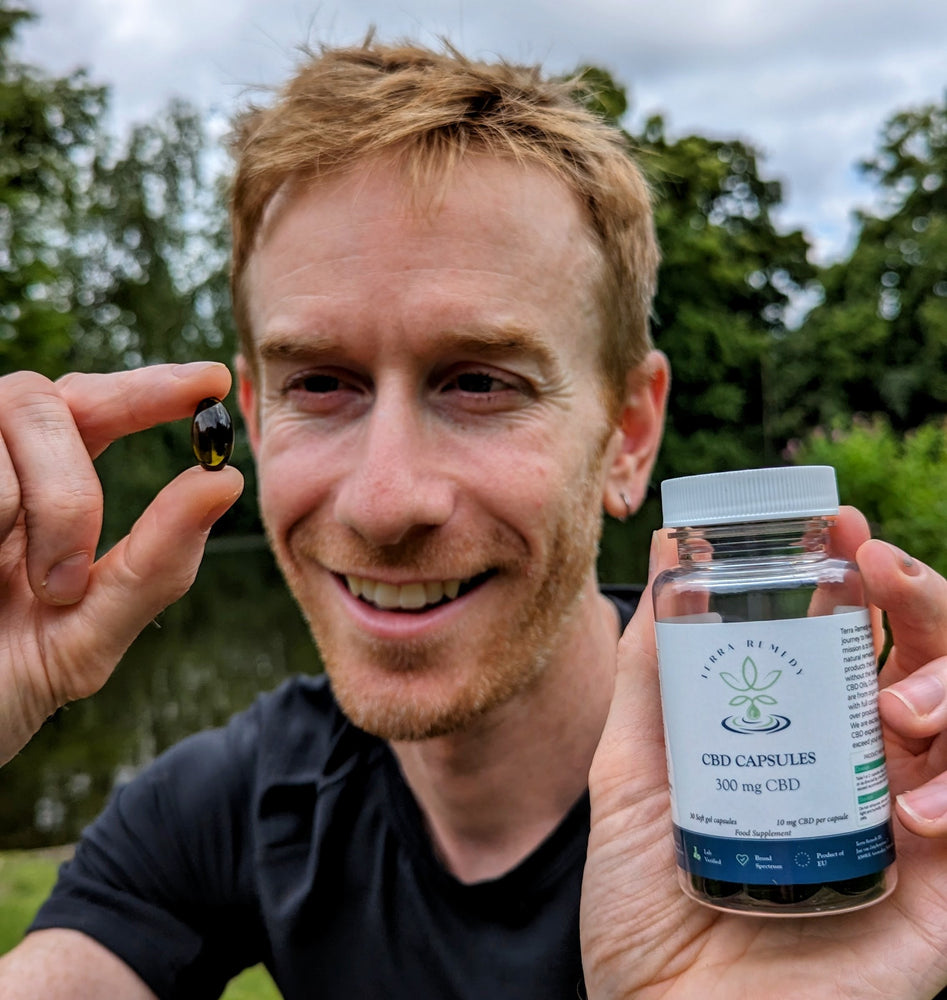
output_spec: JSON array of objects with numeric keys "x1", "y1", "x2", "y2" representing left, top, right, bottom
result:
[{"x1": 619, "y1": 491, "x2": 632, "y2": 522}]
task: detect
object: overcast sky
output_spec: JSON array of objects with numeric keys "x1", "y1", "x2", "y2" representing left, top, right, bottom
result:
[{"x1": 13, "y1": 0, "x2": 947, "y2": 263}]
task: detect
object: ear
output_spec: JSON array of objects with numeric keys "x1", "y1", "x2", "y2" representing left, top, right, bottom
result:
[
  {"x1": 236, "y1": 354, "x2": 262, "y2": 458},
  {"x1": 602, "y1": 350, "x2": 670, "y2": 520}
]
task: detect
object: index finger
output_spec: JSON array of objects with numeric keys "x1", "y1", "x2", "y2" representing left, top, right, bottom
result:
[
  {"x1": 827, "y1": 505, "x2": 872, "y2": 561},
  {"x1": 827, "y1": 505, "x2": 885, "y2": 658},
  {"x1": 857, "y1": 538, "x2": 947, "y2": 684},
  {"x1": 1, "y1": 370, "x2": 102, "y2": 603},
  {"x1": 615, "y1": 529, "x2": 677, "y2": 704},
  {"x1": 592, "y1": 530, "x2": 674, "y2": 811},
  {"x1": 2, "y1": 362, "x2": 233, "y2": 604},
  {"x1": 58, "y1": 361, "x2": 233, "y2": 459}
]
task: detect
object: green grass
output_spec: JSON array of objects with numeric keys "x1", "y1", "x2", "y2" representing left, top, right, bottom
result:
[{"x1": 0, "y1": 849, "x2": 281, "y2": 998}]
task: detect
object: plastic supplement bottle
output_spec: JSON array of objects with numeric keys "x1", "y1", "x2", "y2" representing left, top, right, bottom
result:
[{"x1": 653, "y1": 466, "x2": 897, "y2": 916}]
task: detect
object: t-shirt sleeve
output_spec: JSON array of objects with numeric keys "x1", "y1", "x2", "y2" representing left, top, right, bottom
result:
[{"x1": 28, "y1": 703, "x2": 266, "y2": 1000}]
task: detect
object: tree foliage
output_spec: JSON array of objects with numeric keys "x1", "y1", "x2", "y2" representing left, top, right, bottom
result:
[
  {"x1": 770, "y1": 97, "x2": 947, "y2": 441},
  {"x1": 572, "y1": 65, "x2": 817, "y2": 479},
  {"x1": 790, "y1": 417, "x2": 947, "y2": 578},
  {"x1": 4, "y1": 4, "x2": 946, "y2": 579},
  {"x1": 0, "y1": 4, "x2": 105, "y2": 375},
  {"x1": 573, "y1": 68, "x2": 818, "y2": 581},
  {"x1": 637, "y1": 116, "x2": 817, "y2": 478},
  {"x1": 0, "y1": 2, "x2": 256, "y2": 544},
  {"x1": 64, "y1": 101, "x2": 251, "y2": 547},
  {"x1": 67, "y1": 100, "x2": 234, "y2": 373}
]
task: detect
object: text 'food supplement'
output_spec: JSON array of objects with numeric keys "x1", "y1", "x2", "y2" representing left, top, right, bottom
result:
[{"x1": 653, "y1": 466, "x2": 896, "y2": 916}]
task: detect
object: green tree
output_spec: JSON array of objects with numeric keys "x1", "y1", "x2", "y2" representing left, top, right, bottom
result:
[
  {"x1": 572, "y1": 69, "x2": 818, "y2": 582},
  {"x1": 571, "y1": 67, "x2": 818, "y2": 479},
  {"x1": 0, "y1": 2, "x2": 257, "y2": 543},
  {"x1": 61, "y1": 99, "x2": 254, "y2": 547},
  {"x1": 771, "y1": 97, "x2": 947, "y2": 441},
  {"x1": 789, "y1": 417, "x2": 947, "y2": 578},
  {"x1": 640, "y1": 116, "x2": 817, "y2": 480},
  {"x1": 0, "y1": 3, "x2": 106, "y2": 376},
  {"x1": 67, "y1": 99, "x2": 234, "y2": 373}
]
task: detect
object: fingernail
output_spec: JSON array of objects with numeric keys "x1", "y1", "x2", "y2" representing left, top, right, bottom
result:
[
  {"x1": 199, "y1": 487, "x2": 243, "y2": 531},
  {"x1": 885, "y1": 674, "x2": 946, "y2": 717},
  {"x1": 898, "y1": 783, "x2": 947, "y2": 823},
  {"x1": 43, "y1": 552, "x2": 91, "y2": 605},
  {"x1": 172, "y1": 361, "x2": 222, "y2": 380},
  {"x1": 648, "y1": 531, "x2": 659, "y2": 577}
]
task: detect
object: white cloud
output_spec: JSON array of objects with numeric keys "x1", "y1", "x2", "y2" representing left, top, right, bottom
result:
[{"x1": 13, "y1": 0, "x2": 947, "y2": 261}]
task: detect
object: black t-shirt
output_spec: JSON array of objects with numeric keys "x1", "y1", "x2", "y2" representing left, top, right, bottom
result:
[{"x1": 29, "y1": 587, "x2": 641, "y2": 1000}]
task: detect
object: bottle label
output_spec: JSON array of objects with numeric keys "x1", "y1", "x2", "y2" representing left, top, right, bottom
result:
[{"x1": 655, "y1": 609, "x2": 895, "y2": 885}]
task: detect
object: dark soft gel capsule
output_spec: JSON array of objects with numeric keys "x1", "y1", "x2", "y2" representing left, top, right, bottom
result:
[{"x1": 191, "y1": 397, "x2": 234, "y2": 471}]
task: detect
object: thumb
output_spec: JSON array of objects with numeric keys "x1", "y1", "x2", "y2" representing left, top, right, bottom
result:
[
  {"x1": 591, "y1": 530, "x2": 677, "y2": 816},
  {"x1": 582, "y1": 531, "x2": 712, "y2": 1000},
  {"x1": 46, "y1": 465, "x2": 244, "y2": 705}
]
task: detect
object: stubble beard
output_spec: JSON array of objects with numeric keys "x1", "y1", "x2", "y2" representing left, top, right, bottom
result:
[{"x1": 266, "y1": 462, "x2": 607, "y2": 743}]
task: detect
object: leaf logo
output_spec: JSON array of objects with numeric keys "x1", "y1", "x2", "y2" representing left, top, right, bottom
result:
[{"x1": 720, "y1": 656, "x2": 790, "y2": 734}]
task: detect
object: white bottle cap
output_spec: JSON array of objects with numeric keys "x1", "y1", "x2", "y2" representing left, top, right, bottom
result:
[{"x1": 661, "y1": 466, "x2": 839, "y2": 528}]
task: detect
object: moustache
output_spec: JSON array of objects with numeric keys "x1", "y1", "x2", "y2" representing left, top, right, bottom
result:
[{"x1": 285, "y1": 518, "x2": 530, "y2": 579}]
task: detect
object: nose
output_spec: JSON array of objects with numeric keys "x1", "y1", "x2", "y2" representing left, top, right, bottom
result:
[{"x1": 334, "y1": 390, "x2": 455, "y2": 547}]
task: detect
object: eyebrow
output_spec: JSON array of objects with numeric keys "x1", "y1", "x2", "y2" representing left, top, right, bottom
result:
[
  {"x1": 256, "y1": 334, "x2": 340, "y2": 366},
  {"x1": 256, "y1": 323, "x2": 562, "y2": 376}
]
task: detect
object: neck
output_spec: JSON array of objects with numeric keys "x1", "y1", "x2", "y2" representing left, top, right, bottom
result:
[{"x1": 390, "y1": 581, "x2": 620, "y2": 883}]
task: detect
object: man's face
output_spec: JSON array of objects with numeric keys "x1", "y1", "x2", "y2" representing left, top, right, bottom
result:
[{"x1": 239, "y1": 155, "x2": 622, "y2": 741}]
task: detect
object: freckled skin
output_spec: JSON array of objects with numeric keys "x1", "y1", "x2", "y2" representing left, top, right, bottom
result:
[{"x1": 238, "y1": 156, "x2": 623, "y2": 742}]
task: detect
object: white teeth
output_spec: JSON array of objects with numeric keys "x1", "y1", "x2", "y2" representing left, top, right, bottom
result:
[
  {"x1": 373, "y1": 582, "x2": 401, "y2": 609},
  {"x1": 398, "y1": 583, "x2": 428, "y2": 610},
  {"x1": 344, "y1": 575, "x2": 467, "y2": 610}
]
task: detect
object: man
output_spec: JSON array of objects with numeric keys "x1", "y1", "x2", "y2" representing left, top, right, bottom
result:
[{"x1": 2, "y1": 38, "x2": 947, "y2": 999}]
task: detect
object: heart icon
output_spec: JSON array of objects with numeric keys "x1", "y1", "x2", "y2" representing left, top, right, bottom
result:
[{"x1": 736, "y1": 854, "x2": 750, "y2": 866}]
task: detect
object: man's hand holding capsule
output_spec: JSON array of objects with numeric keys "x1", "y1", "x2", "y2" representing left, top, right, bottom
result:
[{"x1": 0, "y1": 362, "x2": 243, "y2": 765}]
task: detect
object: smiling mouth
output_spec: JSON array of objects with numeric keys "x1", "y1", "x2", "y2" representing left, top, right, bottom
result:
[{"x1": 343, "y1": 572, "x2": 492, "y2": 612}]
